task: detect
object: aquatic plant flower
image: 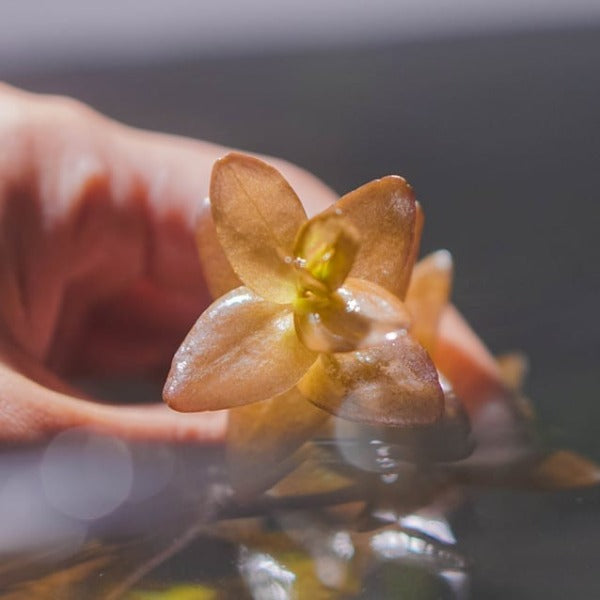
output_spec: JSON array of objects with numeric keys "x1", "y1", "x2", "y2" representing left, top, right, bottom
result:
[{"x1": 163, "y1": 153, "x2": 445, "y2": 429}]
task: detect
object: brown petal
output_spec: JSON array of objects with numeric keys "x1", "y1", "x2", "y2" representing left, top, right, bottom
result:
[
  {"x1": 297, "y1": 334, "x2": 444, "y2": 427},
  {"x1": 209, "y1": 153, "x2": 307, "y2": 303},
  {"x1": 294, "y1": 212, "x2": 360, "y2": 292},
  {"x1": 294, "y1": 278, "x2": 411, "y2": 353},
  {"x1": 405, "y1": 250, "x2": 453, "y2": 354},
  {"x1": 195, "y1": 196, "x2": 242, "y2": 299},
  {"x1": 227, "y1": 387, "x2": 328, "y2": 493},
  {"x1": 163, "y1": 286, "x2": 317, "y2": 411},
  {"x1": 331, "y1": 176, "x2": 417, "y2": 299},
  {"x1": 398, "y1": 201, "x2": 425, "y2": 296}
]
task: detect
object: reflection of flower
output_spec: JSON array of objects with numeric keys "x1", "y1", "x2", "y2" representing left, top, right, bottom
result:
[{"x1": 164, "y1": 153, "x2": 445, "y2": 427}]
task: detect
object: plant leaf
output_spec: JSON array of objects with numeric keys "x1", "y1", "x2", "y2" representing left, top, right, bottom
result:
[
  {"x1": 294, "y1": 278, "x2": 411, "y2": 353},
  {"x1": 294, "y1": 212, "x2": 360, "y2": 292},
  {"x1": 297, "y1": 334, "x2": 444, "y2": 427},
  {"x1": 163, "y1": 287, "x2": 317, "y2": 411},
  {"x1": 210, "y1": 153, "x2": 307, "y2": 303},
  {"x1": 331, "y1": 176, "x2": 417, "y2": 299},
  {"x1": 227, "y1": 387, "x2": 328, "y2": 494},
  {"x1": 405, "y1": 250, "x2": 453, "y2": 354}
]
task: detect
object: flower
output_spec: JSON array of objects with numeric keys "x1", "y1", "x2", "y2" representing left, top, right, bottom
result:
[
  {"x1": 163, "y1": 153, "x2": 459, "y2": 489},
  {"x1": 164, "y1": 153, "x2": 444, "y2": 423},
  {"x1": 163, "y1": 153, "x2": 600, "y2": 495}
]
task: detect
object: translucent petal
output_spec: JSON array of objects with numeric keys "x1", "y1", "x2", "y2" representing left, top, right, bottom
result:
[
  {"x1": 405, "y1": 250, "x2": 453, "y2": 354},
  {"x1": 163, "y1": 287, "x2": 317, "y2": 411},
  {"x1": 398, "y1": 201, "x2": 424, "y2": 297},
  {"x1": 294, "y1": 277, "x2": 411, "y2": 353},
  {"x1": 210, "y1": 153, "x2": 307, "y2": 303},
  {"x1": 294, "y1": 212, "x2": 360, "y2": 292},
  {"x1": 332, "y1": 176, "x2": 417, "y2": 298},
  {"x1": 227, "y1": 387, "x2": 328, "y2": 493},
  {"x1": 297, "y1": 334, "x2": 444, "y2": 427},
  {"x1": 196, "y1": 196, "x2": 242, "y2": 299}
]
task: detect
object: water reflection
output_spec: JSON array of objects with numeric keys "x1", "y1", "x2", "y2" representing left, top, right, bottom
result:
[
  {"x1": 2, "y1": 377, "x2": 597, "y2": 600},
  {"x1": 239, "y1": 547, "x2": 296, "y2": 600},
  {"x1": 41, "y1": 429, "x2": 134, "y2": 521}
]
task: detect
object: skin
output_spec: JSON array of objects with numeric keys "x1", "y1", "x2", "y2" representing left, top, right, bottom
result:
[{"x1": 0, "y1": 83, "x2": 503, "y2": 446}]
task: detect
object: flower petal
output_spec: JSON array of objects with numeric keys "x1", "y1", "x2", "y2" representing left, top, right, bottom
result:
[
  {"x1": 297, "y1": 334, "x2": 444, "y2": 427},
  {"x1": 210, "y1": 153, "x2": 307, "y2": 303},
  {"x1": 405, "y1": 250, "x2": 453, "y2": 354},
  {"x1": 294, "y1": 277, "x2": 411, "y2": 353},
  {"x1": 399, "y1": 201, "x2": 424, "y2": 296},
  {"x1": 227, "y1": 387, "x2": 328, "y2": 493},
  {"x1": 196, "y1": 196, "x2": 242, "y2": 299},
  {"x1": 163, "y1": 286, "x2": 317, "y2": 411},
  {"x1": 294, "y1": 212, "x2": 360, "y2": 292},
  {"x1": 332, "y1": 176, "x2": 418, "y2": 299}
]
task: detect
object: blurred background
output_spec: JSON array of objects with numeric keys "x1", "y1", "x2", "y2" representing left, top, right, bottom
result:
[{"x1": 2, "y1": 1, "x2": 600, "y2": 597}]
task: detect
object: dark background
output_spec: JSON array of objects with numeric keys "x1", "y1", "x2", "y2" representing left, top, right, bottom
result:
[{"x1": 5, "y1": 25, "x2": 600, "y2": 598}]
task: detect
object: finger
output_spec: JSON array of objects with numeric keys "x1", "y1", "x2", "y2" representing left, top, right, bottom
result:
[
  {"x1": 0, "y1": 85, "x2": 339, "y2": 373},
  {"x1": 0, "y1": 343, "x2": 227, "y2": 445}
]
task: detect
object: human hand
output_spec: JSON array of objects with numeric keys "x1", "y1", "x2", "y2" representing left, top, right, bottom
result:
[{"x1": 0, "y1": 83, "x2": 338, "y2": 444}]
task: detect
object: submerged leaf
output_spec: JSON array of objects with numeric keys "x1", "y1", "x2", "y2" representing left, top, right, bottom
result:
[
  {"x1": 164, "y1": 287, "x2": 317, "y2": 411},
  {"x1": 1, "y1": 553, "x2": 112, "y2": 600},
  {"x1": 271, "y1": 447, "x2": 358, "y2": 497},
  {"x1": 332, "y1": 176, "x2": 417, "y2": 299},
  {"x1": 528, "y1": 450, "x2": 600, "y2": 490},
  {"x1": 129, "y1": 584, "x2": 218, "y2": 599},
  {"x1": 294, "y1": 278, "x2": 411, "y2": 353},
  {"x1": 298, "y1": 334, "x2": 444, "y2": 427},
  {"x1": 227, "y1": 387, "x2": 328, "y2": 493},
  {"x1": 405, "y1": 250, "x2": 453, "y2": 354},
  {"x1": 238, "y1": 540, "x2": 360, "y2": 599},
  {"x1": 210, "y1": 153, "x2": 307, "y2": 303}
]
